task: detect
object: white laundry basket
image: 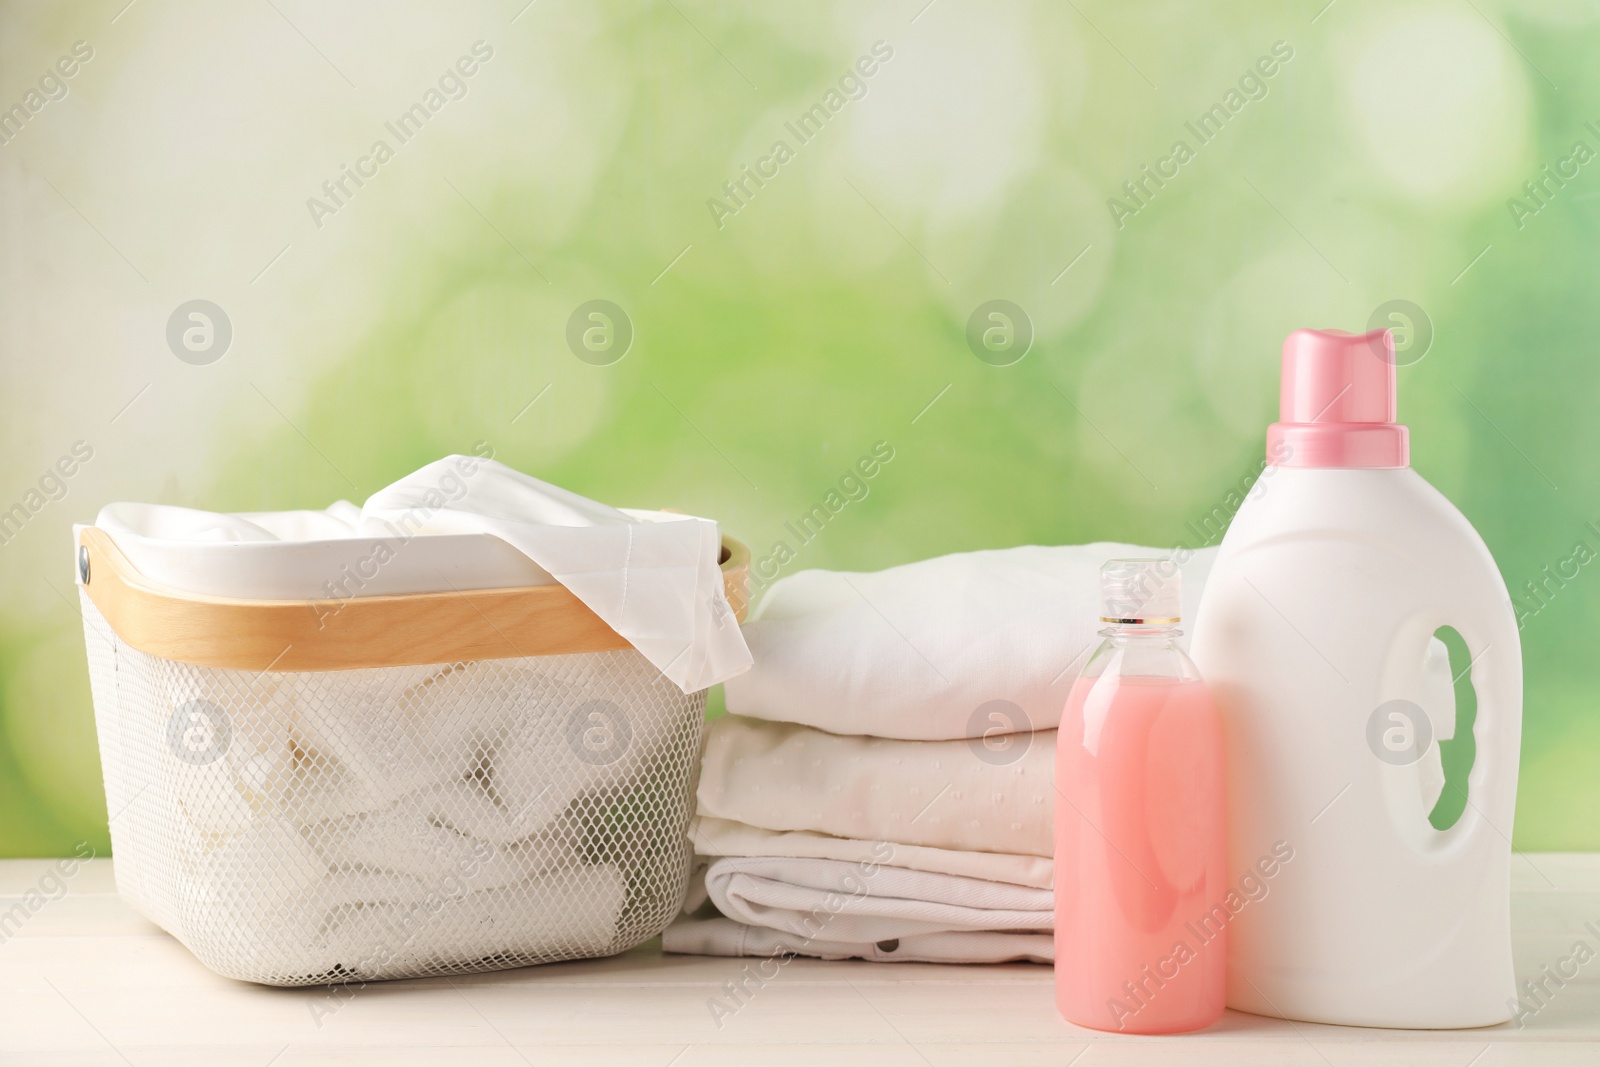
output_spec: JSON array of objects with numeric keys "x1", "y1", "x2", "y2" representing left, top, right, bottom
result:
[{"x1": 75, "y1": 524, "x2": 748, "y2": 986}]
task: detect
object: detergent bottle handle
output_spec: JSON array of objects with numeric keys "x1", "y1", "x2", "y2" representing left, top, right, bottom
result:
[{"x1": 1417, "y1": 599, "x2": 1522, "y2": 851}]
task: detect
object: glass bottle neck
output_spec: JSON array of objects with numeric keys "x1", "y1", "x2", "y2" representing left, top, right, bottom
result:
[
  {"x1": 1079, "y1": 623, "x2": 1201, "y2": 684},
  {"x1": 1098, "y1": 623, "x2": 1182, "y2": 641}
]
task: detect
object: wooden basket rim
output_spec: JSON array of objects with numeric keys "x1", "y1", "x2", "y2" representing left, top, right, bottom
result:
[{"x1": 75, "y1": 525, "x2": 749, "y2": 673}]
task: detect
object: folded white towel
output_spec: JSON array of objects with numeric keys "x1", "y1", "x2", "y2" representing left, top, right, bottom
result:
[
  {"x1": 662, "y1": 916, "x2": 1052, "y2": 965},
  {"x1": 697, "y1": 715, "x2": 1054, "y2": 858},
  {"x1": 699, "y1": 855, "x2": 1052, "y2": 943},
  {"x1": 723, "y1": 543, "x2": 1216, "y2": 739}
]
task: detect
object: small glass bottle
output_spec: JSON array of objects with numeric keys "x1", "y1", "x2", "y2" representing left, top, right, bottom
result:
[{"x1": 1055, "y1": 558, "x2": 1226, "y2": 1034}]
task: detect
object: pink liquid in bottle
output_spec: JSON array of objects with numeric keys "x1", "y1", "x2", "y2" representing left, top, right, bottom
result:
[{"x1": 1054, "y1": 559, "x2": 1226, "y2": 1034}]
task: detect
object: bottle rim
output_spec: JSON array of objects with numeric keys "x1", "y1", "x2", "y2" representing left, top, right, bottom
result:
[{"x1": 1099, "y1": 615, "x2": 1181, "y2": 625}]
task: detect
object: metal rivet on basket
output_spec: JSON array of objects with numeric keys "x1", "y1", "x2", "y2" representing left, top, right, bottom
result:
[{"x1": 78, "y1": 545, "x2": 90, "y2": 585}]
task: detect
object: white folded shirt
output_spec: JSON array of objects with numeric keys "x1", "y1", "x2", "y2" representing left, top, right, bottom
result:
[
  {"x1": 666, "y1": 852, "x2": 1054, "y2": 964},
  {"x1": 663, "y1": 916, "x2": 1053, "y2": 965},
  {"x1": 723, "y1": 543, "x2": 1216, "y2": 739},
  {"x1": 689, "y1": 816, "x2": 1054, "y2": 889},
  {"x1": 699, "y1": 855, "x2": 1052, "y2": 943},
  {"x1": 696, "y1": 715, "x2": 1055, "y2": 859}
]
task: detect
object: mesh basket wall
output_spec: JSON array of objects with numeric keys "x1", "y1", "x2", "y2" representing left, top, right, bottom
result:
[{"x1": 81, "y1": 593, "x2": 704, "y2": 986}]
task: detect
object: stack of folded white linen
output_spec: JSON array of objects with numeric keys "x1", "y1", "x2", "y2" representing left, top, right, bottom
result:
[{"x1": 662, "y1": 542, "x2": 1218, "y2": 965}]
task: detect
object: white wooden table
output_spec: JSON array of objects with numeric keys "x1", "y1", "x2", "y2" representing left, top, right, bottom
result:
[{"x1": 2, "y1": 856, "x2": 1596, "y2": 1065}]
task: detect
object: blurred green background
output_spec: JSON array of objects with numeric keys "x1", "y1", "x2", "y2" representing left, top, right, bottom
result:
[{"x1": 1, "y1": 0, "x2": 1595, "y2": 855}]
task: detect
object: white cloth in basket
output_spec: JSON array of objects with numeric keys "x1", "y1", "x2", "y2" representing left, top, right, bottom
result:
[
  {"x1": 158, "y1": 654, "x2": 665, "y2": 982},
  {"x1": 94, "y1": 455, "x2": 752, "y2": 694},
  {"x1": 181, "y1": 824, "x2": 627, "y2": 978},
  {"x1": 361, "y1": 457, "x2": 750, "y2": 693}
]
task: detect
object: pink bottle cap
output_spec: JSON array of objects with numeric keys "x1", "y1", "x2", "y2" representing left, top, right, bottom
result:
[{"x1": 1266, "y1": 328, "x2": 1409, "y2": 469}]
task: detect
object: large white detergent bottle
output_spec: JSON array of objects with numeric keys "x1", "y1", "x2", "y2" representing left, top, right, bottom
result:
[{"x1": 1190, "y1": 327, "x2": 1521, "y2": 1028}]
